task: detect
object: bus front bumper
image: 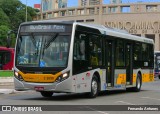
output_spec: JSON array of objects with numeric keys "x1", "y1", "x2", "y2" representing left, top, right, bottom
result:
[{"x1": 14, "y1": 77, "x2": 73, "y2": 93}]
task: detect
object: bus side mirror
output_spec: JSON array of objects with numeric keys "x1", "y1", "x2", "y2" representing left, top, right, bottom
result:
[
  {"x1": 6, "y1": 36, "x2": 11, "y2": 48},
  {"x1": 6, "y1": 30, "x2": 15, "y2": 48}
]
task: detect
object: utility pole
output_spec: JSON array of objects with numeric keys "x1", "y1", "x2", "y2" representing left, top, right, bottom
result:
[{"x1": 26, "y1": 0, "x2": 28, "y2": 22}]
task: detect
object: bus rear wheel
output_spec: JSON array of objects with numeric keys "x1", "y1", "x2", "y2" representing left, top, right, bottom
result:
[
  {"x1": 40, "y1": 91, "x2": 53, "y2": 97},
  {"x1": 133, "y1": 74, "x2": 142, "y2": 92},
  {"x1": 88, "y1": 76, "x2": 99, "y2": 98}
]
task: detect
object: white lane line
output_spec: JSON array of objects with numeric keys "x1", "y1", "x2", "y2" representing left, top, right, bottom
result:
[
  {"x1": 116, "y1": 101, "x2": 135, "y2": 105},
  {"x1": 141, "y1": 97, "x2": 160, "y2": 101},
  {"x1": 85, "y1": 106, "x2": 109, "y2": 114}
]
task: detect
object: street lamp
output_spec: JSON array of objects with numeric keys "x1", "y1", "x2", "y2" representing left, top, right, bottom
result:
[{"x1": 26, "y1": 0, "x2": 27, "y2": 22}]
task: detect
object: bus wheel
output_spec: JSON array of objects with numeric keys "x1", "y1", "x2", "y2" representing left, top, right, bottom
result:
[
  {"x1": 133, "y1": 74, "x2": 142, "y2": 92},
  {"x1": 88, "y1": 76, "x2": 99, "y2": 98},
  {"x1": 159, "y1": 75, "x2": 160, "y2": 79},
  {"x1": 40, "y1": 91, "x2": 53, "y2": 97}
]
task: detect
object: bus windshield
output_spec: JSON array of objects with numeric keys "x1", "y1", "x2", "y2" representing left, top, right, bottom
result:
[{"x1": 16, "y1": 33, "x2": 71, "y2": 67}]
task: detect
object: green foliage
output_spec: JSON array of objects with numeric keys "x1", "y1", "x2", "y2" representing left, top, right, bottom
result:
[
  {"x1": 0, "y1": 0, "x2": 38, "y2": 47},
  {"x1": 0, "y1": 25, "x2": 9, "y2": 46},
  {"x1": 0, "y1": 8, "x2": 10, "y2": 27}
]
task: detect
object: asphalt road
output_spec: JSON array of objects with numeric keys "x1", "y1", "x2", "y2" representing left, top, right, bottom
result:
[{"x1": 0, "y1": 78, "x2": 160, "y2": 114}]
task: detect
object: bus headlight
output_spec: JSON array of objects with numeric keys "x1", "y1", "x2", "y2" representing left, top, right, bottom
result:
[
  {"x1": 14, "y1": 71, "x2": 24, "y2": 81},
  {"x1": 56, "y1": 72, "x2": 69, "y2": 82}
]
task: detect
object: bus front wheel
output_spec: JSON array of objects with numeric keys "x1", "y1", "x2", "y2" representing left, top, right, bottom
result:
[
  {"x1": 40, "y1": 91, "x2": 53, "y2": 97},
  {"x1": 88, "y1": 76, "x2": 99, "y2": 98}
]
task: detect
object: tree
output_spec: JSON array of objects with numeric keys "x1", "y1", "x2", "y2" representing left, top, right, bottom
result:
[
  {"x1": 10, "y1": 10, "x2": 26, "y2": 31},
  {"x1": 0, "y1": 25, "x2": 9, "y2": 46},
  {"x1": 0, "y1": 0, "x2": 23, "y2": 18},
  {"x1": 0, "y1": 0, "x2": 38, "y2": 47},
  {"x1": 0, "y1": 8, "x2": 10, "y2": 27}
]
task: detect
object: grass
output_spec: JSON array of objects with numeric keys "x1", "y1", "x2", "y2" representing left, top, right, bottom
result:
[{"x1": 0, "y1": 70, "x2": 13, "y2": 77}]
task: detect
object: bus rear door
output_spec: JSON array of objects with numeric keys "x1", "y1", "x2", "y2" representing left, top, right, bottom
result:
[
  {"x1": 105, "y1": 40, "x2": 115, "y2": 87},
  {"x1": 126, "y1": 43, "x2": 133, "y2": 85}
]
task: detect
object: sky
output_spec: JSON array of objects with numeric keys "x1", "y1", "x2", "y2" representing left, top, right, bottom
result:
[{"x1": 20, "y1": 0, "x2": 160, "y2": 8}]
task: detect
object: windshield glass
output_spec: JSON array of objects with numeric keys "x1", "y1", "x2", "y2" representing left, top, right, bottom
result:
[{"x1": 16, "y1": 34, "x2": 71, "y2": 67}]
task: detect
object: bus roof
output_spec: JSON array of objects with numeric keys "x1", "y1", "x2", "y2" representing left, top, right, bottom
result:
[
  {"x1": 19, "y1": 20, "x2": 153, "y2": 44},
  {"x1": 0, "y1": 46, "x2": 14, "y2": 52},
  {"x1": 20, "y1": 20, "x2": 74, "y2": 26},
  {"x1": 74, "y1": 22, "x2": 154, "y2": 44}
]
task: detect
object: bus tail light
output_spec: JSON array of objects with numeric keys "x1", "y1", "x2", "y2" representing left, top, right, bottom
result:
[
  {"x1": 14, "y1": 71, "x2": 24, "y2": 81},
  {"x1": 56, "y1": 72, "x2": 70, "y2": 82}
]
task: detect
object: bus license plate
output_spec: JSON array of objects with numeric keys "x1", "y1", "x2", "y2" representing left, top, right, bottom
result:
[{"x1": 34, "y1": 86, "x2": 44, "y2": 91}]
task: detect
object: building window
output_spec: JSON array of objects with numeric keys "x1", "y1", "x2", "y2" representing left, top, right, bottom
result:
[
  {"x1": 121, "y1": 6, "x2": 130, "y2": 13},
  {"x1": 54, "y1": 12, "x2": 58, "y2": 17},
  {"x1": 103, "y1": 7, "x2": 106, "y2": 14},
  {"x1": 108, "y1": 7, "x2": 118, "y2": 13},
  {"x1": 86, "y1": 19, "x2": 94, "y2": 22},
  {"x1": 89, "y1": 0, "x2": 100, "y2": 5},
  {"x1": 146, "y1": 5, "x2": 157, "y2": 12},
  {"x1": 68, "y1": 10, "x2": 75, "y2": 15},
  {"x1": 60, "y1": 11, "x2": 66, "y2": 16},
  {"x1": 76, "y1": 20, "x2": 84, "y2": 22},
  {"x1": 97, "y1": 7, "x2": 99, "y2": 14},
  {"x1": 43, "y1": 14, "x2": 46, "y2": 19},
  {"x1": 88, "y1": 8, "x2": 95, "y2": 15},
  {"x1": 81, "y1": 0, "x2": 87, "y2": 6},
  {"x1": 78, "y1": 9, "x2": 84, "y2": 15},
  {"x1": 47, "y1": 13, "x2": 52, "y2": 18}
]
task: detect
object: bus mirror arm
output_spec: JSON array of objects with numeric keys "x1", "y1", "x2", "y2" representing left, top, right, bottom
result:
[{"x1": 6, "y1": 30, "x2": 16, "y2": 48}]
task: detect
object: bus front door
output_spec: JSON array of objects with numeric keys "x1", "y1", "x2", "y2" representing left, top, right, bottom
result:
[
  {"x1": 105, "y1": 40, "x2": 114, "y2": 87},
  {"x1": 126, "y1": 43, "x2": 133, "y2": 85}
]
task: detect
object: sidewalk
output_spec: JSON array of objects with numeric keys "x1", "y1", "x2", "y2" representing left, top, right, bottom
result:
[{"x1": 0, "y1": 77, "x2": 15, "y2": 94}]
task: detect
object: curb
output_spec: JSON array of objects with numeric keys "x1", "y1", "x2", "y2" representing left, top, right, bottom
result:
[
  {"x1": 0, "y1": 77, "x2": 14, "y2": 94},
  {"x1": 0, "y1": 89, "x2": 15, "y2": 94},
  {"x1": 0, "y1": 77, "x2": 35, "y2": 94},
  {"x1": 0, "y1": 77, "x2": 13, "y2": 82},
  {"x1": 0, "y1": 77, "x2": 14, "y2": 85}
]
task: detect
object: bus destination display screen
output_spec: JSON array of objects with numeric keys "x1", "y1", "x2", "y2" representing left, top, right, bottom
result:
[{"x1": 20, "y1": 24, "x2": 72, "y2": 33}]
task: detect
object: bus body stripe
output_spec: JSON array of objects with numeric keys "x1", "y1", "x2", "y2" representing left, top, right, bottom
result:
[{"x1": 18, "y1": 71, "x2": 62, "y2": 83}]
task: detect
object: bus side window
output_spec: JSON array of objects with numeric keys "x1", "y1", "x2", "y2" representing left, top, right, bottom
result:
[
  {"x1": 3, "y1": 52, "x2": 10, "y2": 65},
  {"x1": 74, "y1": 33, "x2": 86, "y2": 60},
  {"x1": 89, "y1": 35, "x2": 102, "y2": 66}
]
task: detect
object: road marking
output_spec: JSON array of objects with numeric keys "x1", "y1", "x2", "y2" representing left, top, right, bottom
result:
[
  {"x1": 141, "y1": 97, "x2": 160, "y2": 101},
  {"x1": 115, "y1": 101, "x2": 135, "y2": 105},
  {"x1": 85, "y1": 106, "x2": 109, "y2": 114}
]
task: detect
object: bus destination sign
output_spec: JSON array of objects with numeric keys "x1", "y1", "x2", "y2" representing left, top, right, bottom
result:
[{"x1": 20, "y1": 24, "x2": 72, "y2": 33}]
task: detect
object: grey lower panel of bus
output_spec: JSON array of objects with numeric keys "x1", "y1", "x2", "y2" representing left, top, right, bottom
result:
[{"x1": 14, "y1": 77, "x2": 74, "y2": 93}]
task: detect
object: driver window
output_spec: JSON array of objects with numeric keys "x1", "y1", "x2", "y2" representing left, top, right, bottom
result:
[{"x1": 74, "y1": 32, "x2": 86, "y2": 60}]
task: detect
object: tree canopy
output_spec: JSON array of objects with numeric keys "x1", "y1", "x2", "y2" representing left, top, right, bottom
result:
[{"x1": 0, "y1": 0, "x2": 38, "y2": 47}]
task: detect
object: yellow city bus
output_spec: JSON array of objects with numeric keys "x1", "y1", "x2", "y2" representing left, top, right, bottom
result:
[{"x1": 14, "y1": 21, "x2": 154, "y2": 98}]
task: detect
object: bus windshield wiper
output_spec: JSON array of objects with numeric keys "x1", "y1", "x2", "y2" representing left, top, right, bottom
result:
[
  {"x1": 30, "y1": 33, "x2": 36, "y2": 48},
  {"x1": 44, "y1": 33, "x2": 59, "y2": 49},
  {"x1": 41, "y1": 33, "x2": 59, "y2": 58}
]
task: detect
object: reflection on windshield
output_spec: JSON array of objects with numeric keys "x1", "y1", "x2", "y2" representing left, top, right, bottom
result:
[{"x1": 16, "y1": 34, "x2": 71, "y2": 67}]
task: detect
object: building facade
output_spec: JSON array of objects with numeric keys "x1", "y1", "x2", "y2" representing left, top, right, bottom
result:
[
  {"x1": 34, "y1": 4, "x2": 41, "y2": 10},
  {"x1": 110, "y1": 0, "x2": 122, "y2": 4},
  {"x1": 78, "y1": 0, "x2": 102, "y2": 6},
  {"x1": 36, "y1": 2, "x2": 160, "y2": 51},
  {"x1": 41, "y1": 0, "x2": 67, "y2": 12}
]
